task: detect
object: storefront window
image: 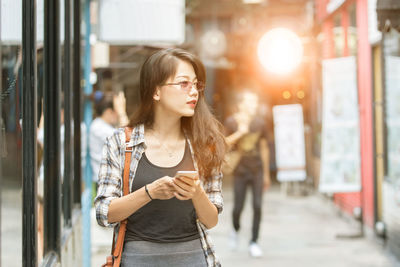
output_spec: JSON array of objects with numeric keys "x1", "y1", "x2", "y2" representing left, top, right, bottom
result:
[
  {"x1": 333, "y1": 13, "x2": 343, "y2": 57},
  {"x1": 1, "y1": 0, "x2": 83, "y2": 264},
  {"x1": 1, "y1": 6, "x2": 23, "y2": 267},
  {"x1": 348, "y1": 3, "x2": 357, "y2": 56},
  {"x1": 384, "y1": 29, "x2": 400, "y2": 183}
]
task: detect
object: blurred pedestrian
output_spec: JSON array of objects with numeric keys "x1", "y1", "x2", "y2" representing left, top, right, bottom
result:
[
  {"x1": 94, "y1": 48, "x2": 226, "y2": 267},
  {"x1": 224, "y1": 90, "x2": 270, "y2": 257},
  {"x1": 89, "y1": 91, "x2": 128, "y2": 196}
]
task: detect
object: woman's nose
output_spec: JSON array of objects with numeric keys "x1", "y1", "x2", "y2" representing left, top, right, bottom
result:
[{"x1": 188, "y1": 85, "x2": 199, "y2": 96}]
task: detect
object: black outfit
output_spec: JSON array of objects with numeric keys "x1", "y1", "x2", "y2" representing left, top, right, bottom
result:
[
  {"x1": 125, "y1": 141, "x2": 200, "y2": 243},
  {"x1": 225, "y1": 116, "x2": 268, "y2": 243}
]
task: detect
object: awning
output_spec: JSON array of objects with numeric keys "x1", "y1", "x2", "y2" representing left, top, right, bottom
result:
[{"x1": 377, "y1": 0, "x2": 400, "y2": 31}]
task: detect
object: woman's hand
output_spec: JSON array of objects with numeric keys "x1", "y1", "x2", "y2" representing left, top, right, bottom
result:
[
  {"x1": 147, "y1": 176, "x2": 176, "y2": 200},
  {"x1": 172, "y1": 175, "x2": 202, "y2": 201}
]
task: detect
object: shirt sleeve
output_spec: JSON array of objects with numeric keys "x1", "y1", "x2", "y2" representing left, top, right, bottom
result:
[
  {"x1": 94, "y1": 132, "x2": 123, "y2": 228},
  {"x1": 203, "y1": 171, "x2": 224, "y2": 215}
]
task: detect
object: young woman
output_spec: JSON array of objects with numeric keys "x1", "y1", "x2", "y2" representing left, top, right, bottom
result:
[{"x1": 94, "y1": 48, "x2": 226, "y2": 267}]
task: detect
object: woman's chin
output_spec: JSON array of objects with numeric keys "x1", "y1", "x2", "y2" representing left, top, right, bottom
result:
[{"x1": 181, "y1": 110, "x2": 195, "y2": 117}]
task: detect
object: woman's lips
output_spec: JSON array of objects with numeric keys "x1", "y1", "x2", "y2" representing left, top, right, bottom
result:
[{"x1": 187, "y1": 100, "x2": 197, "y2": 108}]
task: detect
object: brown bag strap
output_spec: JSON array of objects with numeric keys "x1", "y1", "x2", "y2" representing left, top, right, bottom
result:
[{"x1": 111, "y1": 127, "x2": 133, "y2": 267}]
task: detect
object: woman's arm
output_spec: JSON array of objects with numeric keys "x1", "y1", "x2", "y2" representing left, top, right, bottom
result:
[
  {"x1": 108, "y1": 176, "x2": 176, "y2": 223},
  {"x1": 225, "y1": 128, "x2": 246, "y2": 147},
  {"x1": 107, "y1": 186, "x2": 151, "y2": 223},
  {"x1": 225, "y1": 114, "x2": 249, "y2": 146},
  {"x1": 173, "y1": 175, "x2": 222, "y2": 229},
  {"x1": 191, "y1": 186, "x2": 219, "y2": 228}
]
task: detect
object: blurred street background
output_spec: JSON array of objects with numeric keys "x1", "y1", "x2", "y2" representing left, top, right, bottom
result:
[{"x1": 1, "y1": 0, "x2": 400, "y2": 266}]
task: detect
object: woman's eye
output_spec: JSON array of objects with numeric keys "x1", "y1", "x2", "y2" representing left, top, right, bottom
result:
[{"x1": 180, "y1": 81, "x2": 190, "y2": 87}]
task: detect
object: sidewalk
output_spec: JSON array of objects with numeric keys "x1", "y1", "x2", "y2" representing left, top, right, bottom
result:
[{"x1": 91, "y1": 184, "x2": 400, "y2": 267}]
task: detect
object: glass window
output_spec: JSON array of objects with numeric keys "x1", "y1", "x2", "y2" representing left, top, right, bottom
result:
[
  {"x1": 333, "y1": 13, "x2": 343, "y2": 57},
  {"x1": 1, "y1": 6, "x2": 23, "y2": 267},
  {"x1": 384, "y1": 29, "x2": 400, "y2": 183},
  {"x1": 348, "y1": 3, "x2": 357, "y2": 56}
]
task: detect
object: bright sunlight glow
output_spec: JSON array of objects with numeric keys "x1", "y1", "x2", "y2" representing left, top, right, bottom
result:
[{"x1": 257, "y1": 28, "x2": 303, "y2": 75}]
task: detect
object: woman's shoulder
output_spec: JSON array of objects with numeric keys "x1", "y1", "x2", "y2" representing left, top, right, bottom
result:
[
  {"x1": 108, "y1": 124, "x2": 143, "y2": 145},
  {"x1": 105, "y1": 127, "x2": 125, "y2": 145}
]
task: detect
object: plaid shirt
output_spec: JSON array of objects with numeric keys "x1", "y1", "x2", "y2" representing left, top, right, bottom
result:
[{"x1": 94, "y1": 124, "x2": 223, "y2": 267}]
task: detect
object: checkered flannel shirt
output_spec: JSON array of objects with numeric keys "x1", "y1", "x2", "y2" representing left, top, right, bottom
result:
[{"x1": 94, "y1": 124, "x2": 223, "y2": 267}]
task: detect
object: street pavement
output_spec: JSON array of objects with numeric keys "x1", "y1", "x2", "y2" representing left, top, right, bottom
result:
[{"x1": 91, "y1": 183, "x2": 400, "y2": 267}]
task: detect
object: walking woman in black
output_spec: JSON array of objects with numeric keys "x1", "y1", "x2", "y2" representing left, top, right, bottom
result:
[{"x1": 94, "y1": 48, "x2": 226, "y2": 267}]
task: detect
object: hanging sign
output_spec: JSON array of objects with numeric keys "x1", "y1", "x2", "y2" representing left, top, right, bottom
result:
[
  {"x1": 98, "y1": 0, "x2": 185, "y2": 45},
  {"x1": 319, "y1": 56, "x2": 361, "y2": 193},
  {"x1": 273, "y1": 104, "x2": 306, "y2": 182}
]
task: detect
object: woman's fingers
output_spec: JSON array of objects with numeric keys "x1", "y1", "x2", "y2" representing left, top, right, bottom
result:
[
  {"x1": 172, "y1": 182, "x2": 190, "y2": 195},
  {"x1": 177, "y1": 176, "x2": 197, "y2": 185},
  {"x1": 173, "y1": 178, "x2": 192, "y2": 190},
  {"x1": 150, "y1": 176, "x2": 199, "y2": 200},
  {"x1": 174, "y1": 192, "x2": 190, "y2": 201}
]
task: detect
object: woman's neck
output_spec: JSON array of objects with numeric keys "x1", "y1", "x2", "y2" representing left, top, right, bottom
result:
[{"x1": 149, "y1": 115, "x2": 183, "y2": 140}]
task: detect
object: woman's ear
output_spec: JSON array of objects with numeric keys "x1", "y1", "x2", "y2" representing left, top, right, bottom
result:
[{"x1": 153, "y1": 88, "x2": 161, "y2": 101}]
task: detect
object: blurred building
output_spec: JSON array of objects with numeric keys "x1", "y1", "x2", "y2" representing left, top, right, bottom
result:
[
  {"x1": 376, "y1": 0, "x2": 400, "y2": 259},
  {"x1": 314, "y1": 0, "x2": 400, "y2": 261}
]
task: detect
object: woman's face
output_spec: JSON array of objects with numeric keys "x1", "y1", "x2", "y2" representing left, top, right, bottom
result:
[{"x1": 154, "y1": 59, "x2": 200, "y2": 118}]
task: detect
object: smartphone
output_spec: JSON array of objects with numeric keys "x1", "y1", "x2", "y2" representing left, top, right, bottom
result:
[{"x1": 175, "y1": 170, "x2": 198, "y2": 180}]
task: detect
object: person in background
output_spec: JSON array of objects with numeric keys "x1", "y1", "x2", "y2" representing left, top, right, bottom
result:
[
  {"x1": 224, "y1": 90, "x2": 271, "y2": 258},
  {"x1": 89, "y1": 91, "x2": 128, "y2": 195},
  {"x1": 94, "y1": 48, "x2": 226, "y2": 266}
]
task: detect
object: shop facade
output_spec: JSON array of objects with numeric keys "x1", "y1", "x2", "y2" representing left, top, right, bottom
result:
[
  {"x1": 315, "y1": 0, "x2": 375, "y2": 227},
  {"x1": 0, "y1": 0, "x2": 85, "y2": 266},
  {"x1": 315, "y1": 0, "x2": 400, "y2": 260},
  {"x1": 377, "y1": 0, "x2": 400, "y2": 260}
]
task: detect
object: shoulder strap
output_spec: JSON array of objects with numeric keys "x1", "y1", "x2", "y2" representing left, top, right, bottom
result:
[
  {"x1": 111, "y1": 127, "x2": 133, "y2": 267},
  {"x1": 122, "y1": 127, "x2": 133, "y2": 196}
]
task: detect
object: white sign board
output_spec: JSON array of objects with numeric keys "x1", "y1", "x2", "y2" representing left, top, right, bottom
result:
[
  {"x1": 273, "y1": 104, "x2": 306, "y2": 182},
  {"x1": 98, "y1": 0, "x2": 185, "y2": 45},
  {"x1": 0, "y1": 0, "x2": 66, "y2": 45},
  {"x1": 319, "y1": 56, "x2": 361, "y2": 193}
]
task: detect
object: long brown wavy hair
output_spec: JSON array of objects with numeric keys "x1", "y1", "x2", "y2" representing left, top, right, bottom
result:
[{"x1": 128, "y1": 48, "x2": 227, "y2": 180}]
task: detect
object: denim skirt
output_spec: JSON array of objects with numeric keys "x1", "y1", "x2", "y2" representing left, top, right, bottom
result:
[{"x1": 121, "y1": 239, "x2": 207, "y2": 267}]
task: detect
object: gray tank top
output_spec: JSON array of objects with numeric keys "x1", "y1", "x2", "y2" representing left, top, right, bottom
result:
[{"x1": 125, "y1": 141, "x2": 200, "y2": 243}]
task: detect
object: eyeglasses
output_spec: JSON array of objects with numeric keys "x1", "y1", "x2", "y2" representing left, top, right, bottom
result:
[{"x1": 163, "y1": 81, "x2": 205, "y2": 93}]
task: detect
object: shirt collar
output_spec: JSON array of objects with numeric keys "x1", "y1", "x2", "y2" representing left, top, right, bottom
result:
[{"x1": 127, "y1": 124, "x2": 146, "y2": 148}]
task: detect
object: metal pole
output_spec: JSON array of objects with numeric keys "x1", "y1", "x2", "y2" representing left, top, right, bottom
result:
[
  {"x1": 0, "y1": 1, "x2": 3, "y2": 266},
  {"x1": 63, "y1": 0, "x2": 73, "y2": 227},
  {"x1": 44, "y1": 0, "x2": 61, "y2": 259},
  {"x1": 73, "y1": 0, "x2": 82, "y2": 206},
  {"x1": 83, "y1": 0, "x2": 92, "y2": 266},
  {"x1": 22, "y1": 0, "x2": 38, "y2": 266}
]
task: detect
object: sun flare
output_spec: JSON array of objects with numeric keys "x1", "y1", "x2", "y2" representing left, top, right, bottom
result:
[{"x1": 257, "y1": 28, "x2": 303, "y2": 75}]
